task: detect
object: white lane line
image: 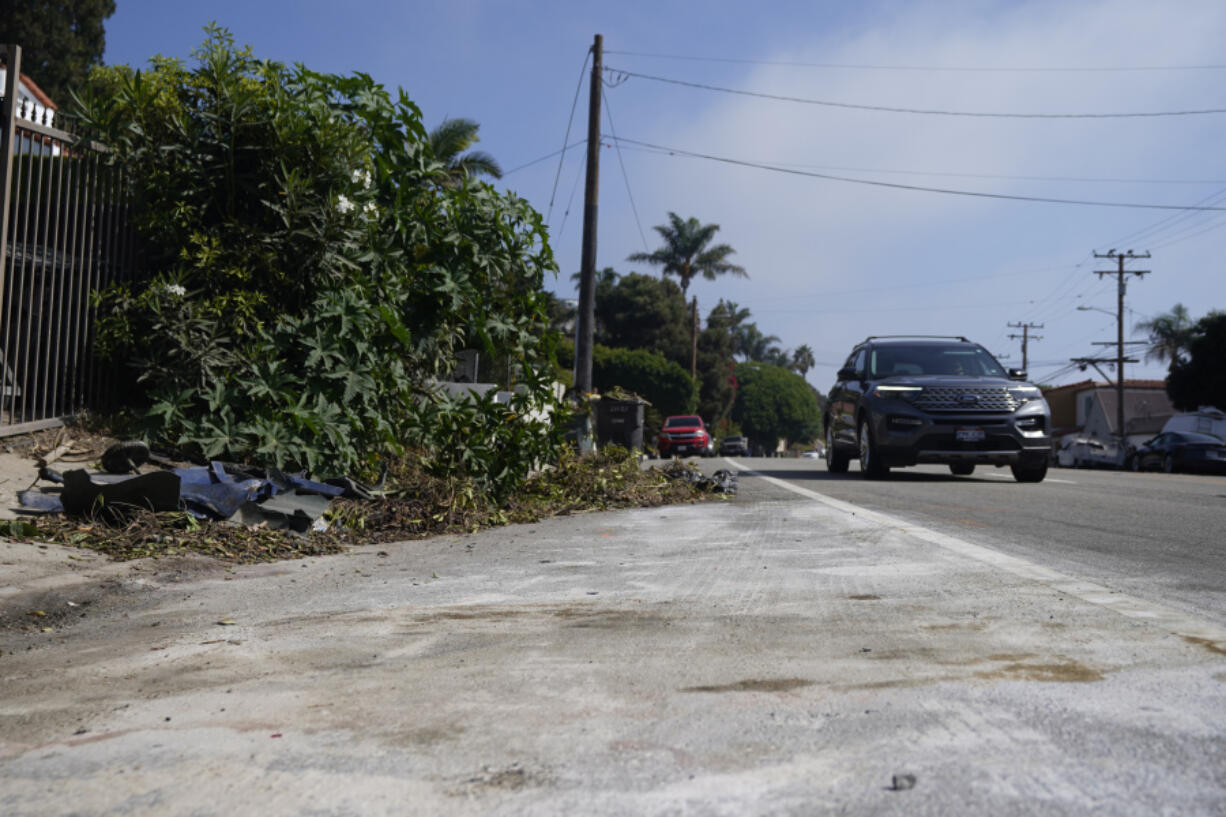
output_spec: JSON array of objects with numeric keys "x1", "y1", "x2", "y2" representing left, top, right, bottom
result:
[{"x1": 727, "y1": 462, "x2": 1226, "y2": 648}]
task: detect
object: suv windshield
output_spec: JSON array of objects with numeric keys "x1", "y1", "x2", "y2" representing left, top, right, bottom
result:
[
  {"x1": 869, "y1": 344, "x2": 1005, "y2": 378},
  {"x1": 664, "y1": 416, "x2": 701, "y2": 428}
]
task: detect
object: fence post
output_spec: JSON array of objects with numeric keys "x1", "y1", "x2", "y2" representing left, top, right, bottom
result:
[{"x1": 0, "y1": 44, "x2": 20, "y2": 301}]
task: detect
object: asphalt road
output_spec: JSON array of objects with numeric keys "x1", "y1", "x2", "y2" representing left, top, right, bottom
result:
[
  {"x1": 735, "y1": 458, "x2": 1226, "y2": 625},
  {"x1": 4, "y1": 457, "x2": 1226, "y2": 815}
]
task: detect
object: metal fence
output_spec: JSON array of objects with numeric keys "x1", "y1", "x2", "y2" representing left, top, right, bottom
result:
[{"x1": 1, "y1": 45, "x2": 138, "y2": 437}]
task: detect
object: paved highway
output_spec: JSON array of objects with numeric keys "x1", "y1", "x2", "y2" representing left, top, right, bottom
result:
[{"x1": 732, "y1": 458, "x2": 1226, "y2": 625}]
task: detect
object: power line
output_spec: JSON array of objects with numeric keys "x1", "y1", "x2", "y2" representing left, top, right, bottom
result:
[
  {"x1": 601, "y1": 89, "x2": 649, "y2": 252},
  {"x1": 604, "y1": 50, "x2": 1226, "y2": 73},
  {"x1": 605, "y1": 67, "x2": 1226, "y2": 118},
  {"x1": 609, "y1": 142, "x2": 1226, "y2": 185},
  {"x1": 547, "y1": 49, "x2": 591, "y2": 225},
  {"x1": 504, "y1": 140, "x2": 586, "y2": 176},
  {"x1": 605, "y1": 136, "x2": 1226, "y2": 211}
]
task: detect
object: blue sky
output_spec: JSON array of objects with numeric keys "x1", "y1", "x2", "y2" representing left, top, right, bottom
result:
[{"x1": 102, "y1": 0, "x2": 1226, "y2": 391}]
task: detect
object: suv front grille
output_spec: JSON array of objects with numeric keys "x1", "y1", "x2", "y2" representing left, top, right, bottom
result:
[{"x1": 914, "y1": 387, "x2": 1020, "y2": 413}]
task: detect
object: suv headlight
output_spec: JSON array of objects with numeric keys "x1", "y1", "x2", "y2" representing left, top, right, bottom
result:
[
  {"x1": 872, "y1": 385, "x2": 923, "y2": 400},
  {"x1": 1008, "y1": 387, "x2": 1042, "y2": 404}
]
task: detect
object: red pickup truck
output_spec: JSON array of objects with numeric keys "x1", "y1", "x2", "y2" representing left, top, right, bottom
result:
[{"x1": 656, "y1": 415, "x2": 714, "y2": 458}]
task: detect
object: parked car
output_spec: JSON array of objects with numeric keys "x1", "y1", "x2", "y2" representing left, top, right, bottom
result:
[
  {"x1": 1060, "y1": 437, "x2": 1120, "y2": 469},
  {"x1": 657, "y1": 415, "x2": 714, "y2": 458},
  {"x1": 718, "y1": 435, "x2": 749, "y2": 456},
  {"x1": 1128, "y1": 431, "x2": 1226, "y2": 474},
  {"x1": 823, "y1": 336, "x2": 1051, "y2": 482},
  {"x1": 800, "y1": 449, "x2": 820, "y2": 459}
]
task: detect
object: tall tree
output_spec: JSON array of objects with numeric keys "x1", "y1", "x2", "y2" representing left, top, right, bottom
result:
[
  {"x1": 736, "y1": 323, "x2": 781, "y2": 362},
  {"x1": 570, "y1": 265, "x2": 619, "y2": 291},
  {"x1": 0, "y1": 0, "x2": 116, "y2": 108},
  {"x1": 1165, "y1": 312, "x2": 1226, "y2": 412},
  {"x1": 731, "y1": 362, "x2": 821, "y2": 453},
  {"x1": 593, "y1": 272, "x2": 689, "y2": 369},
  {"x1": 696, "y1": 302, "x2": 738, "y2": 426},
  {"x1": 427, "y1": 117, "x2": 502, "y2": 188},
  {"x1": 627, "y1": 212, "x2": 747, "y2": 300},
  {"x1": 1135, "y1": 303, "x2": 1195, "y2": 365},
  {"x1": 791, "y1": 344, "x2": 816, "y2": 376}
]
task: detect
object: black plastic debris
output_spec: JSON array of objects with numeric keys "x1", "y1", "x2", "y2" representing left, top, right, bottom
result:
[
  {"x1": 100, "y1": 440, "x2": 151, "y2": 474},
  {"x1": 61, "y1": 469, "x2": 181, "y2": 518},
  {"x1": 661, "y1": 465, "x2": 738, "y2": 495},
  {"x1": 18, "y1": 458, "x2": 351, "y2": 532}
]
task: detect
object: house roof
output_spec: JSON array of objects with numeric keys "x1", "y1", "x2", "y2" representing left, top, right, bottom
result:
[
  {"x1": 16, "y1": 71, "x2": 55, "y2": 110},
  {"x1": 1095, "y1": 388, "x2": 1175, "y2": 434}
]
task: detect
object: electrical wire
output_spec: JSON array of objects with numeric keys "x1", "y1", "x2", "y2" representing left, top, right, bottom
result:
[
  {"x1": 604, "y1": 50, "x2": 1226, "y2": 73},
  {"x1": 610, "y1": 142, "x2": 1226, "y2": 185},
  {"x1": 556, "y1": 154, "x2": 586, "y2": 245},
  {"x1": 605, "y1": 136, "x2": 1226, "y2": 211},
  {"x1": 547, "y1": 49, "x2": 591, "y2": 225},
  {"x1": 504, "y1": 140, "x2": 586, "y2": 176},
  {"x1": 605, "y1": 67, "x2": 1226, "y2": 118},
  {"x1": 601, "y1": 93, "x2": 649, "y2": 252}
]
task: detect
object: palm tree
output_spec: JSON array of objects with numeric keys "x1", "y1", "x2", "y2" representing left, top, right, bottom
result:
[
  {"x1": 626, "y1": 212, "x2": 747, "y2": 301},
  {"x1": 570, "y1": 266, "x2": 620, "y2": 291},
  {"x1": 791, "y1": 344, "x2": 816, "y2": 376},
  {"x1": 427, "y1": 117, "x2": 503, "y2": 188},
  {"x1": 1134, "y1": 303, "x2": 1195, "y2": 365},
  {"x1": 737, "y1": 323, "x2": 781, "y2": 362}
]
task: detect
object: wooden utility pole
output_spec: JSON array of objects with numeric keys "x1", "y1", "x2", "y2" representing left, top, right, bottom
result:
[
  {"x1": 574, "y1": 34, "x2": 602, "y2": 451},
  {"x1": 1006, "y1": 321, "x2": 1043, "y2": 373},
  {"x1": 690, "y1": 297, "x2": 699, "y2": 379},
  {"x1": 1092, "y1": 250, "x2": 1150, "y2": 455}
]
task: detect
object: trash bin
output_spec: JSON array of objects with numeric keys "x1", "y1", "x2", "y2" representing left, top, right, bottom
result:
[{"x1": 595, "y1": 398, "x2": 646, "y2": 451}]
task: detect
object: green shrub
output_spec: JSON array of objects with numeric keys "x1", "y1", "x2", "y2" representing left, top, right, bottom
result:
[{"x1": 74, "y1": 26, "x2": 562, "y2": 492}]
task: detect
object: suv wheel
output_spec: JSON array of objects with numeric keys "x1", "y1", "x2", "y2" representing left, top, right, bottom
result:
[
  {"x1": 858, "y1": 420, "x2": 889, "y2": 479},
  {"x1": 825, "y1": 425, "x2": 849, "y2": 473},
  {"x1": 1011, "y1": 461, "x2": 1048, "y2": 483},
  {"x1": 1162, "y1": 454, "x2": 1174, "y2": 473},
  {"x1": 949, "y1": 463, "x2": 975, "y2": 476}
]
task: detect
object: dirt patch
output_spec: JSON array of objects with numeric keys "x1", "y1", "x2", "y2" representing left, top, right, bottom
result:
[
  {"x1": 848, "y1": 594, "x2": 881, "y2": 601},
  {"x1": 449, "y1": 763, "x2": 550, "y2": 796},
  {"x1": 680, "y1": 678, "x2": 813, "y2": 693},
  {"x1": 1185, "y1": 636, "x2": 1226, "y2": 658},
  {"x1": 976, "y1": 659, "x2": 1104, "y2": 683}
]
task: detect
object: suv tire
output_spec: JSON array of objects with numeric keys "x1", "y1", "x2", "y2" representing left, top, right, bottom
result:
[
  {"x1": 1011, "y1": 461, "x2": 1048, "y2": 483},
  {"x1": 825, "y1": 425, "x2": 849, "y2": 473},
  {"x1": 949, "y1": 463, "x2": 975, "y2": 476},
  {"x1": 858, "y1": 419, "x2": 889, "y2": 479},
  {"x1": 1162, "y1": 454, "x2": 1174, "y2": 473}
]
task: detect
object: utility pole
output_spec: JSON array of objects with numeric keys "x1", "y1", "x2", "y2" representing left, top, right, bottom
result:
[
  {"x1": 1092, "y1": 249, "x2": 1150, "y2": 457},
  {"x1": 1006, "y1": 321, "x2": 1043, "y2": 372},
  {"x1": 690, "y1": 297, "x2": 699, "y2": 380},
  {"x1": 574, "y1": 34, "x2": 602, "y2": 452}
]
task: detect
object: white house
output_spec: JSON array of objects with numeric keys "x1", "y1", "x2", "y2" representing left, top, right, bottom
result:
[{"x1": 0, "y1": 67, "x2": 57, "y2": 127}]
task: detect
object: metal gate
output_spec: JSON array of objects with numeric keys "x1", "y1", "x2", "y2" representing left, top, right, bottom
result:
[{"x1": 1, "y1": 44, "x2": 137, "y2": 437}]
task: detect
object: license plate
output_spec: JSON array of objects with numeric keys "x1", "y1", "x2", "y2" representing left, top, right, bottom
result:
[{"x1": 956, "y1": 427, "x2": 985, "y2": 442}]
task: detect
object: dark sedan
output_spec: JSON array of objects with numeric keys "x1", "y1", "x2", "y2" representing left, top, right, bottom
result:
[
  {"x1": 718, "y1": 435, "x2": 749, "y2": 456},
  {"x1": 1129, "y1": 431, "x2": 1226, "y2": 474}
]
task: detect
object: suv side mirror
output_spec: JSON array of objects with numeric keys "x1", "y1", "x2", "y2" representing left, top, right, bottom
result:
[
  {"x1": 1007, "y1": 368, "x2": 1028, "y2": 381},
  {"x1": 837, "y1": 367, "x2": 859, "y2": 381}
]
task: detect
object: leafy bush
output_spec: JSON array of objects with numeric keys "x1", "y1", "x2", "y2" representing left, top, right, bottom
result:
[
  {"x1": 74, "y1": 27, "x2": 562, "y2": 494},
  {"x1": 593, "y1": 344, "x2": 697, "y2": 417},
  {"x1": 731, "y1": 362, "x2": 821, "y2": 452}
]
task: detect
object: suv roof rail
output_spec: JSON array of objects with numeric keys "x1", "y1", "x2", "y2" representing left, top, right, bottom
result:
[{"x1": 863, "y1": 335, "x2": 971, "y2": 343}]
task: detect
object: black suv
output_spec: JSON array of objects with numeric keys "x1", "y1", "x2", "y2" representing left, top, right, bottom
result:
[{"x1": 824, "y1": 336, "x2": 1051, "y2": 482}]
